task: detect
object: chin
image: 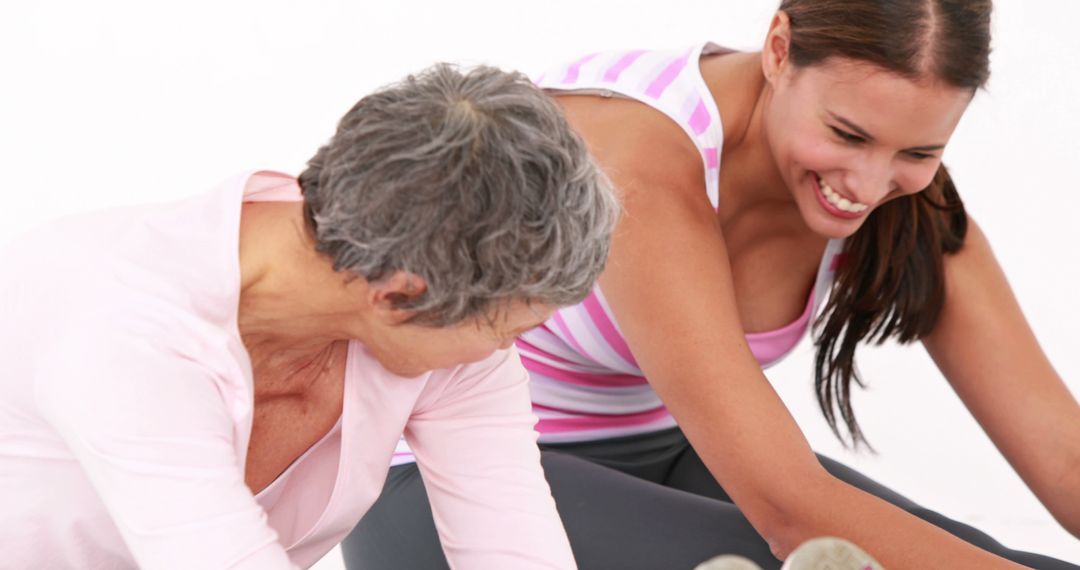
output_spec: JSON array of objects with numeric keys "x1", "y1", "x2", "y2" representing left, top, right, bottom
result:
[
  {"x1": 811, "y1": 216, "x2": 867, "y2": 240},
  {"x1": 799, "y1": 201, "x2": 869, "y2": 240}
]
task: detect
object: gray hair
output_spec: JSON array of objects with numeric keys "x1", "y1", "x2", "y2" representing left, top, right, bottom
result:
[{"x1": 298, "y1": 63, "x2": 619, "y2": 326}]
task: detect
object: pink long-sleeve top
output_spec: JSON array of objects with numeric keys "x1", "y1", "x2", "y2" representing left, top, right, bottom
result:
[{"x1": 0, "y1": 171, "x2": 575, "y2": 569}]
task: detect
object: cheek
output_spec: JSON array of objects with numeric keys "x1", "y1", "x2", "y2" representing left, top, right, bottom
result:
[
  {"x1": 766, "y1": 99, "x2": 842, "y2": 175},
  {"x1": 896, "y1": 162, "x2": 941, "y2": 194},
  {"x1": 785, "y1": 135, "x2": 851, "y2": 180},
  {"x1": 791, "y1": 138, "x2": 836, "y2": 169}
]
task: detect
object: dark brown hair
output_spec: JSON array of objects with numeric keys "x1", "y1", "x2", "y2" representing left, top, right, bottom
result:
[{"x1": 777, "y1": 0, "x2": 992, "y2": 447}]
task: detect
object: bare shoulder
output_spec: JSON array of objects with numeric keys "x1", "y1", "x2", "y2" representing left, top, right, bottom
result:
[{"x1": 553, "y1": 93, "x2": 709, "y2": 211}]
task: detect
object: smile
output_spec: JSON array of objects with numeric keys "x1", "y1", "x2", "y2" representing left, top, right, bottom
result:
[{"x1": 813, "y1": 174, "x2": 869, "y2": 219}]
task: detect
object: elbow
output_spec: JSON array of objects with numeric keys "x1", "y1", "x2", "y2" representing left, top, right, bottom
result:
[
  {"x1": 1067, "y1": 524, "x2": 1080, "y2": 542},
  {"x1": 1043, "y1": 451, "x2": 1080, "y2": 540},
  {"x1": 1050, "y1": 509, "x2": 1080, "y2": 541}
]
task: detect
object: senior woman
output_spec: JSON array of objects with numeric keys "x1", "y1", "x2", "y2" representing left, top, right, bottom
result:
[{"x1": 0, "y1": 63, "x2": 616, "y2": 569}]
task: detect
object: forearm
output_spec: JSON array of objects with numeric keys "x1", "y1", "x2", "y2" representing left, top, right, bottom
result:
[
  {"x1": 1017, "y1": 400, "x2": 1080, "y2": 540},
  {"x1": 1044, "y1": 451, "x2": 1080, "y2": 539},
  {"x1": 922, "y1": 219, "x2": 1080, "y2": 541},
  {"x1": 767, "y1": 475, "x2": 1028, "y2": 570},
  {"x1": 409, "y1": 350, "x2": 577, "y2": 569}
]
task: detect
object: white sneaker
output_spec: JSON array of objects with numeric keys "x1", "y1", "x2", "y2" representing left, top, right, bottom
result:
[
  {"x1": 780, "y1": 537, "x2": 884, "y2": 570},
  {"x1": 694, "y1": 554, "x2": 764, "y2": 570}
]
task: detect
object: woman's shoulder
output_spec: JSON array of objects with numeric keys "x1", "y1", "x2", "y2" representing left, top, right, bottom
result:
[
  {"x1": 558, "y1": 94, "x2": 707, "y2": 199},
  {"x1": 2, "y1": 181, "x2": 249, "y2": 363},
  {"x1": 542, "y1": 43, "x2": 751, "y2": 209}
]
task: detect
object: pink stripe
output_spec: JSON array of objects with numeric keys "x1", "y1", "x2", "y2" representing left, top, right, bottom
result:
[
  {"x1": 522, "y1": 354, "x2": 648, "y2": 388},
  {"x1": 534, "y1": 73, "x2": 546, "y2": 85},
  {"x1": 744, "y1": 289, "x2": 815, "y2": 366},
  {"x1": 704, "y1": 147, "x2": 719, "y2": 169},
  {"x1": 562, "y1": 52, "x2": 599, "y2": 84},
  {"x1": 688, "y1": 98, "x2": 711, "y2": 135},
  {"x1": 533, "y1": 405, "x2": 672, "y2": 434},
  {"x1": 515, "y1": 336, "x2": 578, "y2": 366},
  {"x1": 580, "y1": 292, "x2": 638, "y2": 367},
  {"x1": 645, "y1": 49, "x2": 692, "y2": 99},
  {"x1": 744, "y1": 288, "x2": 815, "y2": 340},
  {"x1": 602, "y1": 50, "x2": 646, "y2": 82},
  {"x1": 550, "y1": 311, "x2": 597, "y2": 362}
]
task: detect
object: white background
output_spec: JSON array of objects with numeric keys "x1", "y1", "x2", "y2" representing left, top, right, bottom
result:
[{"x1": 2, "y1": 1, "x2": 1077, "y2": 567}]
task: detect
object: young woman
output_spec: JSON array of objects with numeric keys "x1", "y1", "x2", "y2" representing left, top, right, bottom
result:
[
  {"x1": 344, "y1": 1, "x2": 1080, "y2": 569},
  {"x1": 0, "y1": 64, "x2": 617, "y2": 569}
]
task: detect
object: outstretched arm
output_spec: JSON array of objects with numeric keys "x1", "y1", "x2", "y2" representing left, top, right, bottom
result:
[
  {"x1": 560, "y1": 94, "x2": 1028, "y2": 569},
  {"x1": 406, "y1": 347, "x2": 576, "y2": 570},
  {"x1": 924, "y1": 219, "x2": 1080, "y2": 538}
]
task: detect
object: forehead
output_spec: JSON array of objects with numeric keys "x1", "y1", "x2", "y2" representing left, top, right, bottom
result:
[{"x1": 791, "y1": 58, "x2": 973, "y2": 144}]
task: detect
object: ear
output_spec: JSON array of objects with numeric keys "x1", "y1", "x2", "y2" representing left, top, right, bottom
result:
[
  {"x1": 368, "y1": 270, "x2": 428, "y2": 324},
  {"x1": 762, "y1": 11, "x2": 793, "y2": 86}
]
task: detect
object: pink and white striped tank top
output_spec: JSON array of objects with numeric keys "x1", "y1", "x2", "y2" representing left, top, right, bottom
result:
[
  {"x1": 517, "y1": 42, "x2": 846, "y2": 444},
  {"x1": 389, "y1": 43, "x2": 845, "y2": 465}
]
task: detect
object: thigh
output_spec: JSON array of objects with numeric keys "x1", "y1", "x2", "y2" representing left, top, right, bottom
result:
[
  {"x1": 817, "y1": 454, "x2": 1079, "y2": 570},
  {"x1": 664, "y1": 439, "x2": 733, "y2": 502},
  {"x1": 541, "y1": 451, "x2": 780, "y2": 570},
  {"x1": 343, "y1": 452, "x2": 782, "y2": 570},
  {"x1": 667, "y1": 444, "x2": 1078, "y2": 569},
  {"x1": 664, "y1": 436, "x2": 914, "y2": 509}
]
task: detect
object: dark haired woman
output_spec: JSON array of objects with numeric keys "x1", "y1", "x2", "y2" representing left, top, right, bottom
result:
[{"x1": 345, "y1": 1, "x2": 1079, "y2": 569}]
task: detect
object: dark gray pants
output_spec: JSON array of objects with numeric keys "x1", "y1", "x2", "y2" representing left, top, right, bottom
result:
[{"x1": 342, "y1": 428, "x2": 1077, "y2": 569}]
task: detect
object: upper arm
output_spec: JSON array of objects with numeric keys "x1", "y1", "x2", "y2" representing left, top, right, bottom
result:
[
  {"x1": 923, "y1": 219, "x2": 1080, "y2": 526},
  {"x1": 35, "y1": 330, "x2": 296, "y2": 570},
  {"x1": 405, "y1": 348, "x2": 575, "y2": 570},
  {"x1": 557, "y1": 96, "x2": 830, "y2": 536}
]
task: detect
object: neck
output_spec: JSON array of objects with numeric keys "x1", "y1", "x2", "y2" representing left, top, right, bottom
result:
[
  {"x1": 706, "y1": 51, "x2": 797, "y2": 222},
  {"x1": 237, "y1": 201, "x2": 372, "y2": 360}
]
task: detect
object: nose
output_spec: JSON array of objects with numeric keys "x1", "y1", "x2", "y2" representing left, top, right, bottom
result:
[{"x1": 843, "y1": 155, "x2": 895, "y2": 204}]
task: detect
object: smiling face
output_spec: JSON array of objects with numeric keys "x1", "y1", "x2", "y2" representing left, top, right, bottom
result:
[{"x1": 762, "y1": 56, "x2": 974, "y2": 239}]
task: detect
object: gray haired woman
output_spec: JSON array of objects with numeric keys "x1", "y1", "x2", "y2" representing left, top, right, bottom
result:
[{"x1": 0, "y1": 63, "x2": 616, "y2": 569}]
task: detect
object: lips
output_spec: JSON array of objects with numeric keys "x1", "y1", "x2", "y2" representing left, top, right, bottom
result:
[{"x1": 812, "y1": 174, "x2": 869, "y2": 220}]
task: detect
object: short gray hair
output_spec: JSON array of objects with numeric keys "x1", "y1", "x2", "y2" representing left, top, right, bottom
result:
[{"x1": 299, "y1": 63, "x2": 618, "y2": 326}]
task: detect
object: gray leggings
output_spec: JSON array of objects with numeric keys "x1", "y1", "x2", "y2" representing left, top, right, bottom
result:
[{"x1": 342, "y1": 428, "x2": 1078, "y2": 569}]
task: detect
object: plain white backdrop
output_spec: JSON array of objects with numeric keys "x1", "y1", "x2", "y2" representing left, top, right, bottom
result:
[{"x1": 2, "y1": 1, "x2": 1077, "y2": 567}]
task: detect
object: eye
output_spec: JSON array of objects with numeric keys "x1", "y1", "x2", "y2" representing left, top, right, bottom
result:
[
  {"x1": 904, "y1": 151, "x2": 936, "y2": 161},
  {"x1": 830, "y1": 126, "x2": 865, "y2": 144}
]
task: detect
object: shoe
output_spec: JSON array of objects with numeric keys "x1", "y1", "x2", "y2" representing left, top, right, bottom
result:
[
  {"x1": 780, "y1": 537, "x2": 883, "y2": 570},
  {"x1": 694, "y1": 554, "x2": 764, "y2": 570}
]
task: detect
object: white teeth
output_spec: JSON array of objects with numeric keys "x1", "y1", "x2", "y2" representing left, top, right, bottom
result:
[{"x1": 817, "y1": 176, "x2": 869, "y2": 213}]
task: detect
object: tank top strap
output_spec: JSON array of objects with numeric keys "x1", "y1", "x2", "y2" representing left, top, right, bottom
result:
[{"x1": 536, "y1": 42, "x2": 729, "y2": 210}]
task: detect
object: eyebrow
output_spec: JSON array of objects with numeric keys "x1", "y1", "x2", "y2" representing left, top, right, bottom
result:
[{"x1": 829, "y1": 112, "x2": 946, "y2": 152}]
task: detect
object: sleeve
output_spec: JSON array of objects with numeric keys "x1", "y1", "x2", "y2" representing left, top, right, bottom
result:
[
  {"x1": 404, "y1": 347, "x2": 577, "y2": 570},
  {"x1": 33, "y1": 330, "x2": 298, "y2": 570}
]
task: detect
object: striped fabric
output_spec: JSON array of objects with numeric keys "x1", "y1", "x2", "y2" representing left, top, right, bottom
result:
[
  {"x1": 520, "y1": 42, "x2": 846, "y2": 444},
  {"x1": 390, "y1": 43, "x2": 845, "y2": 464}
]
